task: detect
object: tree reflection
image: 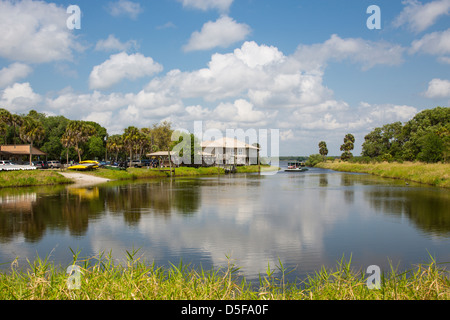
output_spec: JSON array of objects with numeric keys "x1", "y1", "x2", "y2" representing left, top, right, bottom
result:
[
  {"x1": 0, "y1": 178, "x2": 203, "y2": 242},
  {"x1": 364, "y1": 188, "x2": 450, "y2": 237}
]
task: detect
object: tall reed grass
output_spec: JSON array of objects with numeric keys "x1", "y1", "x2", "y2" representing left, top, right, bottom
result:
[
  {"x1": 0, "y1": 250, "x2": 448, "y2": 300},
  {"x1": 316, "y1": 161, "x2": 450, "y2": 188}
]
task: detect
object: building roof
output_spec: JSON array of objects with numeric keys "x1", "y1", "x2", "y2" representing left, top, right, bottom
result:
[
  {"x1": 201, "y1": 137, "x2": 259, "y2": 150},
  {"x1": 147, "y1": 151, "x2": 177, "y2": 157},
  {"x1": 0, "y1": 145, "x2": 47, "y2": 156}
]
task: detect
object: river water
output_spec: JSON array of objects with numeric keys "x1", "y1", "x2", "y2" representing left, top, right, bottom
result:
[{"x1": 0, "y1": 165, "x2": 449, "y2": 282}]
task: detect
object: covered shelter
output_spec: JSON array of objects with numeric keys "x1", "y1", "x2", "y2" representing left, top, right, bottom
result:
[
  {"x1": 147, "y1": 151, "x2": 177, "y2": 167},
  {"x1": 0, "y1": 145, "x2": 47, "y2": 163}
]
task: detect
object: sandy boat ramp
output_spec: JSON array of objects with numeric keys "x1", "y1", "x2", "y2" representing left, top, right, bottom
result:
[{"x1": 59, "y1": 172, "x2": 111, "y2": 187}]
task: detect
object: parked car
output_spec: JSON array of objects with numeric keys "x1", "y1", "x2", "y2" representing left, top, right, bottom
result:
[
  {"x1": 32, "y1": 161, "x2": 49, "y2": 169},
  {"x1": 48, "y1": 160, "x2": 62, "y2": 169},
  {"x1": 0, "y1": 160, "x2": 13, "y2": 165},
  {"x1": 131, "y1": 160, "x2": 143, "y2": 168}
]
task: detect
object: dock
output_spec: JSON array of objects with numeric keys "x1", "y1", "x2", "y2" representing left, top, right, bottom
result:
[{"x1": 0, "y1": 165, "x2": 37, "y2": 171}]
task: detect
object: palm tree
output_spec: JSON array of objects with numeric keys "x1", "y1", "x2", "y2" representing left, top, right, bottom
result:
[
  {"x1": 0, "y1": 108, "x2": 12, "y2": 145},
  {"x1": 19, "y1": 116, "x2": 45, "y2": 165},
  {"x1": 122, "y1": 126, "x2": 140, "y2": 167},
  {"x1": 10, "y1": 114, "x2": 23, "y2": 145},
  {"x1": 106, "y1": 134, "x2": 123, "y2": 163},
  {"x1": 340, "y1": 134, "x2": 355, "y2": 161},
  {"x1": 319, "y1": 141, "x2": 328, "y2": 161},
  {"x1": 61, "y1": 132, "x2": 75, "y2": 166},
  {"x1": 64, "y1": 120, "x2": 96, "y2": 162}
]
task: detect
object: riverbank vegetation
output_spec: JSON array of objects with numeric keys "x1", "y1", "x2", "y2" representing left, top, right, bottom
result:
[
  {"x1": 0, "y1": 170, "x2": 72, "y2": 188},
  {"x1": 0, "y1": 251, "x2": 448, "y2": 300},
  {"x1": 308, "y1": 107, "x2": 449, "y2": 167},
  {"x1": 316, "y1": 161, "x2": 450, "y2": 188},
  {"x1": 306, "y1": 107, "x2": 450, "y2": 187}
]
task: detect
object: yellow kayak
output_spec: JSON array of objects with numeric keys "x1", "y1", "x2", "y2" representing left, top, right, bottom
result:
[{"x1": 68, "y1": 163, "x2": 96, "y2": 171}]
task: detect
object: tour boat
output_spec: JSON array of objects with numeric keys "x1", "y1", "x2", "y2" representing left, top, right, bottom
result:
[{"x1": 284, "y1": 161, "x2": 308, "y2": 172}]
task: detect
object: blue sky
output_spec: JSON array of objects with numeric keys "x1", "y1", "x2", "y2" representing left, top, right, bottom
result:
[{"x1": 0, "y1": 0, "x2": 449, "y2": 156}]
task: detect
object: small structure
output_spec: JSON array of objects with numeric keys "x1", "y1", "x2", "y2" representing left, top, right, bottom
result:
[
  {"x1": 0, "y1": 145, "x2": 47, "y2": 163},
  {"x1": 147, "y1": 151, "x2": 177, "y2": 167}
]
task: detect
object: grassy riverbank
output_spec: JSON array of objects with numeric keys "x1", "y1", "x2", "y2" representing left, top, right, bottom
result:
[
  {"x1": 75, "y1": 165, "x2": 279, "y2": 181},
  {"x1": 0, "y1": 252, "x2": 448, "y2": 300},
  {"x1": 0, "y1": 165, "x2": 278, "y2": 188},
  {"x1": 0, "y1": 170, "x2": 72, "y2": 188},
  {"x1": 316, "y1": 161, "x2": 450, "y2": 188}
]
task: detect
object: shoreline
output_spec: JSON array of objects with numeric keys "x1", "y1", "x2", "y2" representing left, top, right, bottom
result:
[
  {"x1": 0, "y1": 165, "x2": 280, "y2": 189},
  {"x1": 0, "y1": 252, "x2": 447, "y2": 300},
  {"x1": 316, "y1": 161, "x2": 450, "y2": 188}
]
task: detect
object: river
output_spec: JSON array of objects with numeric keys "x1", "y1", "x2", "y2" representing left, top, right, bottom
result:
[{"x1": 0, "y1": 165, "x2": 449, "y2": 282}]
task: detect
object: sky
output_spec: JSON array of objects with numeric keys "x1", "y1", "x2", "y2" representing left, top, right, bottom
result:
[{"x1": 0, "y1": 0, "x2": 449, "y2": 156}]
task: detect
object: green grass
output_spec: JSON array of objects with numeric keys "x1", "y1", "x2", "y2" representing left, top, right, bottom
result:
[
  {"x1": 235, "y1": 165, "x2": 280, "y2": 173},
  {"x1": 316, "y1": 161, "x2": 450, "y2": 188},
  {"x1": 86, "y1": 165, "x2": 277, "y2": 182},
  {"x1": 0, "y1": 170, "x2": 72, "y2": 188},
  {"x1": 0, "y1": 251, "x2": 448, "y2": 300}
]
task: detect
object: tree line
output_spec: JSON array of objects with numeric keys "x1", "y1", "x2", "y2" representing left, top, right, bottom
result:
[
  {"x1": 0, "y1": 108, "x2": 174, "y2": 164},
  {"x1": 308, "y1": 106, "x2": 449, "y2": 166}
]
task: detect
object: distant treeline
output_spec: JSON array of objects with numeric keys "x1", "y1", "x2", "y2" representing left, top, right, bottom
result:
[
  {"x1": 0, "y1": 108, "x2": 174, "y2": 163},
  {"x1": 361, "y1": 106, "x2": 449, "y2": 163},
  {"x1": 307, "y1": 106, "x2": 449, "y2": 166}
]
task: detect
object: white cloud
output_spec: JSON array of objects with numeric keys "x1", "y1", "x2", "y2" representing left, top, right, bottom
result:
[
  {"x1": 0, "y1": 63, "x2": 32, "y2": 88},
  {"x1": 293, "y1": 34, "x2": 405, "y2": 71},
  {"x1": 107, "y1": 0, "x2": 143, "y2": 19},
  {"x1": 0, "y1": 82, "x2": 42, "y2": 113},
  {"x1": 95, "y1": 34, "x2": 138, "y2": 52},
  {"x1": 213, "y1": 99, "x2": 276, "y2": 125},
  {"x1": 423, "y1": 78, "x2": 450, "y2": 98},
  {"x1": 394, "y1": 0, "x2": 450, "y2": 33},
  {"x1": 0, "y1": 0, "x2": 82, "y2": 63},
  {"x1": 89, "y1": 52, "x2": 163, "y2": 90},
  {"x1": 410, "y1": 28, "x2": 450, "y2": 61},
  {"x1": 183, "y1": 16, "x2": 251, "y2": 52},
  {"x1": 178, "y1": 0, "x2": 233, "y2": 12}
]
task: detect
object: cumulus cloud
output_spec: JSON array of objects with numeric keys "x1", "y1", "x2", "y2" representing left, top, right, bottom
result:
[
  {"x1": 293, "y1": 34, "x2": 405, "y2": 71},
  {"x1": 183, "y1": 16, "x2": 251, "y2": 52},
  {"x1": 394, "y1": 0, "x2": 450, "y2": 33},
  {"x1": 95, "y1": 34, "x2": 138, "y2": 52},
  {"x1": 0, "y1": 63, "x2": 32, "y2": 88},
  {"x1": 410, "y1": 28, "x2": 450, "y2": 62},
  {"x1": 178, "y1": 0, "x2": 233, "y2": 12},
  {"x1": 423, "y1": 78, "x2": 450, "y2": 98},
  {"x1": 89, "y1": 52, "x2": 163, "y2": 90},
  {"x1": 0, "y1": 82, "x2": 42, "y2": 113},
  {"x1": 107, "y1": 0, "x2": 143, "y2": 19},
  {"x1": 0, "y1": 0, "x2": 82, "y2": 63}
]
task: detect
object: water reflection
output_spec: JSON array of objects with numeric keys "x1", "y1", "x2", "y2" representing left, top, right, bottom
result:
[{"x1": 0, "y1": 170, "x2": 449, "y2": 281}]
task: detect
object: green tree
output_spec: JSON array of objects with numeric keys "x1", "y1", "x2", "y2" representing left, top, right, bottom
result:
[
  {"x1": 417, "y1": 132, "x2": 444, "y2": 163},
  {"x1": 86, "y1": 136, "x2": 106, "y2": 160},
  {"x1": 340, "y1": 133, "x2": 355, "y2": 161},
  {"x1": 305, "y1": 154, "x2": 323, "y2": 167},
  {"x1": 150, "y1": 121, "x2": 173, "y2": 152},
  {"x1": 19, "y1": 116, "x2": 46, "y2": 165},
  {"x1": 122, "y1": 126, "x2": 140, "y2": 167},
  {"x1": 106, "y1": 134, "x2": 124, "y2": 162},
  {"x1": 64, "y1": 121, "x2": 96, "y2": 162},
  {"x1": 0, "y1": 108, "x2": 12, "y2": 144}
]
